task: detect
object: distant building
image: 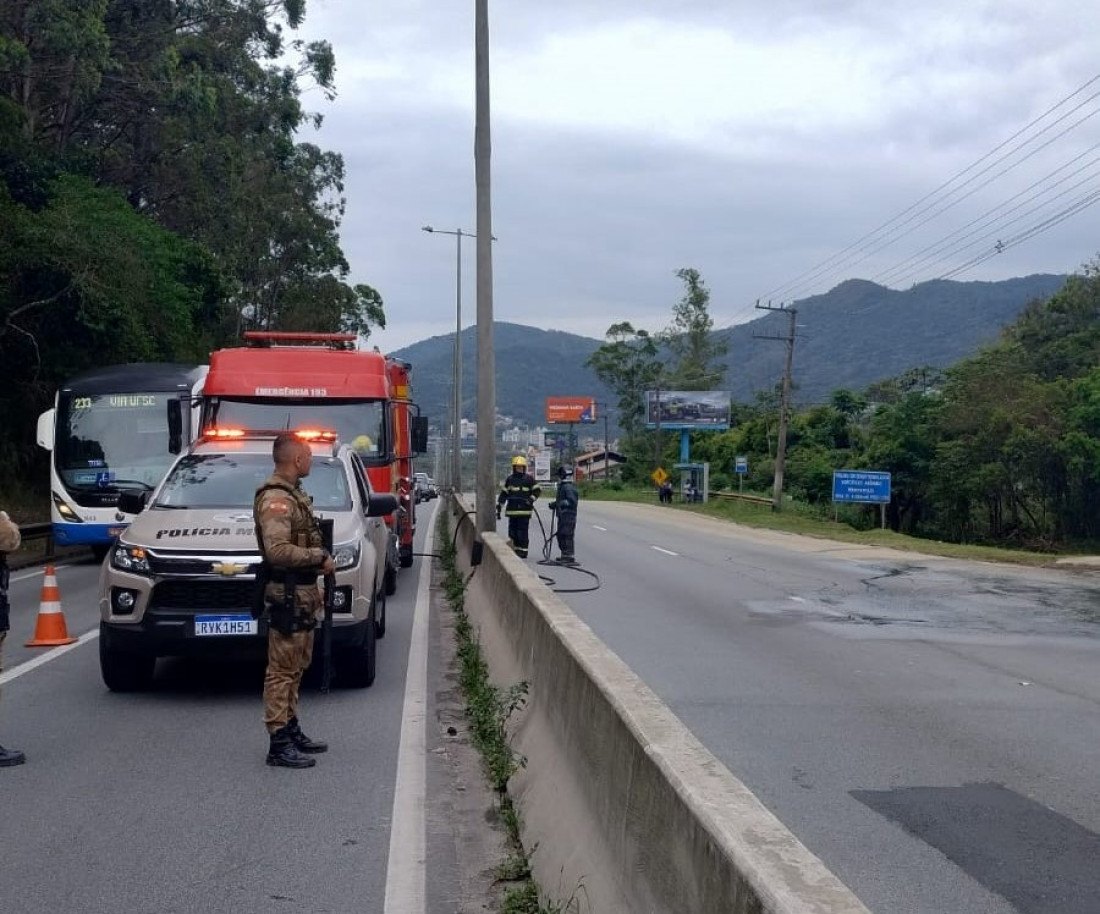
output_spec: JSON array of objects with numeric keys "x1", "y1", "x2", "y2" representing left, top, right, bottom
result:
[{"x1": 574, "y1": 448, "x2": 626, "y2": 480}]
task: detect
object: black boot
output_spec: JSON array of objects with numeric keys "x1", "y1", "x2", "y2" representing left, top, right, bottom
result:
[
  {"x1": 287, "y1": 716, "x2": 328, "y2": 754},
  {"x1": 0, "y1": 745, "x2": 25, "y2": 767},
  {"x1": 266, "y1": 726, "x2": 316, "y2": 768}
]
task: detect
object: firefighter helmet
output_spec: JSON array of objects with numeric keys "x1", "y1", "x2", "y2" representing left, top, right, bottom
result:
[{"x1": 511, "y1": 455, "x2": 527, "y2": 469}]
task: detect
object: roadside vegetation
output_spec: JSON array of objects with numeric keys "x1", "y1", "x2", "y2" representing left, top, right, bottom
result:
[
  {"x1": 439, "y1": 512, "x2": 583, "y2": 914},
  {"x1": 581, "y1": 483, "x2": 1070, "y2": 566},
  {"x1": 0, "y1": 2, "x2": 384, "y2": 504},
  {"x1": 588, "y1": 263, "x2": 1100, "y2": 554}
]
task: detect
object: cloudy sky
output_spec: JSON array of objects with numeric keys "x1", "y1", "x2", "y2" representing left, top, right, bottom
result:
[{"x1": 292, "y1": 1, "x2": 1100, "y2": 351}]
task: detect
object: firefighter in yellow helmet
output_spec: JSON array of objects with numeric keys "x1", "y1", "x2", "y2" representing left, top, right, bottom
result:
[{"x1": 496, "y1": 455, "x2": 541, "y2": 558}]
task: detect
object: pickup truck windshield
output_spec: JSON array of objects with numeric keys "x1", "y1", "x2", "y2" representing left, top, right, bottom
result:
[{"x1": 155, "y1": 454, "x2": 352, "y2": 511}]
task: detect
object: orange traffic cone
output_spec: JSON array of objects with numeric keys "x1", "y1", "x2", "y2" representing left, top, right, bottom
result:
[{"x1": 25, "y1": 564, "x2": 78, "y2": 647}]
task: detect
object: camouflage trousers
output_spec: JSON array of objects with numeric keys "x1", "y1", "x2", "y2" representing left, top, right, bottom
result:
[{"x1": 262, "y1": 628, "x2": 314, "y2": 733}]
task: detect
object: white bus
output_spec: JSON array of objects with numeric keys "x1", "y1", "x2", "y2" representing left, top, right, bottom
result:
[{"x1": 37, "y1": 364, "x2": 207, "y2": 560}]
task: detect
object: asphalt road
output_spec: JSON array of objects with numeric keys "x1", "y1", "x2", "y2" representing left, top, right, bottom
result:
[
  {"x1": 539, "y1": 500, "x2": 1100, "y2": 914},
  {"x1": 0, "y1": 504, "x2": 454, "y2": 914}
]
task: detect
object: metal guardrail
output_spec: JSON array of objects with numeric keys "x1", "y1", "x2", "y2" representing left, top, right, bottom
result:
[
  {"x1": 20, "y1": 522, "x2": 52, "y2": 541},
  {"x1": 7, "y1": 522, "x2": 91, "y2": 570},
  {"x1": 711, "y1": 490, "x2": 774, "y2": 507}
]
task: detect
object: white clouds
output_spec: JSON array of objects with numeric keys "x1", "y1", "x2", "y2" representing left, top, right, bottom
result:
[{"x1": 292, "y1": 0, "x2": 1100, "y2": 351}]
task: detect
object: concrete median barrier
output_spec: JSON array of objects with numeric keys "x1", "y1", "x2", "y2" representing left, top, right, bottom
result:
[{"x1": 450, "y1": 496, "x2": 871, "y2": 914}]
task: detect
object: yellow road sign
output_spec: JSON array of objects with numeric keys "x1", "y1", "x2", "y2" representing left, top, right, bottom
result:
[{"x1": 651, "y1": 467, "x2": 669, "y2": 486}]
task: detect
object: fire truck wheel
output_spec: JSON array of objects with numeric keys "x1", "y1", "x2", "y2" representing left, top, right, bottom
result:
[
  {"x1": 399, "y1": 545, "x2": 414, "y2": 569},
  {"x1": 339, "y1": 601, "x2": 377, "y2": 688}
]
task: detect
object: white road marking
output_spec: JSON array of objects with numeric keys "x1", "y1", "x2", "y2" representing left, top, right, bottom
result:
[
  {"x1": 383, "y1": 502, "x2": 436, "y2": 914},
  {"x1": 790, "y1": 596, "x2": 806, "y2": 603},
  {"x1": 592, "y1": 525, "x2": 607, "y2": 532},
  {"x1": 9, "y1": 561, "x2": 82, "y2": 585},
  {"x1": 0, "y1": 628, "x2": 99, "y2": 685},
  {"x1": 651, "y1": 545, "x2": 679, "y2": 557}
]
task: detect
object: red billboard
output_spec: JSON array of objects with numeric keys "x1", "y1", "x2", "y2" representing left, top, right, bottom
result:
[{"x1": 546, "y1": 396, "x2": 596, "y2": 424}]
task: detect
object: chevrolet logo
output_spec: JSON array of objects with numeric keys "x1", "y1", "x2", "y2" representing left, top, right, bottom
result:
[{"x1": 211, "y1": 562, "x2": 249, "y2": 577}]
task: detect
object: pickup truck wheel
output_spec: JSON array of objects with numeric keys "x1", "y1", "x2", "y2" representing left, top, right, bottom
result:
[
  {"x1": 384, "y1": 560, "x2": 398, "y2": 596},
  {"x1": 99, "y1": 626, "x2": 155, "y2": 692},
  {"x1": 375, "y1": 589, "x2": 387, "y2": 639},
  {"x1": 339, "y1": 604, "x2": 377, "y2": 688}
]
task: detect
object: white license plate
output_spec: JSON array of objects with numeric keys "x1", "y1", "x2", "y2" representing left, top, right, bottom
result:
[{"x1": 194, "y1": 614, "x2": 258, "y2": 637}]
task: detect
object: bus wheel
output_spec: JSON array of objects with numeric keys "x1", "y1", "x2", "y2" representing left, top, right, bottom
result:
[{"x1": 92, "y1": 545, "x2": 110, "y2": 564}]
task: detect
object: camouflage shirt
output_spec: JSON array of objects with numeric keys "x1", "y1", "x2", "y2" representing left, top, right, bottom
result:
[
  {"x1": 0, "y1": 511, "x2": 20, "y2": 553},
  {"x1": 253, "y1": 474, "x2": 325, "y2": 619}
]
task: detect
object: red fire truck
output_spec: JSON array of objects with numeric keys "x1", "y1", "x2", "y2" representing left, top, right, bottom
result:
[{"x1": 199, "y1": 332, "x2": 427, "y2": 590}]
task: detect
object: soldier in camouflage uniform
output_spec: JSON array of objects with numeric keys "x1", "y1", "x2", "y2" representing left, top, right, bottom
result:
[
  {"x1": 0, "y1": 510, "x2": 25, "y2": 767},
  {"x1": 254, "y1": 434, "x2": 335, "y2": 769}
]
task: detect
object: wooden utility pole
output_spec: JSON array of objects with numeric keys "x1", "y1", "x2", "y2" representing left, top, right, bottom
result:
[{"x1": 754, "y1": 301, "x2": 798, "y2": 512}]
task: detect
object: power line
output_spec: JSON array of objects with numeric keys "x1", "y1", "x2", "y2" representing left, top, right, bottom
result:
[
  {"x1": 710, "y1": 73, "x2": 1100, "y2": 334},
  {"x1": 877, "y1": 154, "x2": 1100, "y2": 287},
  {"x1": 937, "y1": 188, "x2": 1100, "y2": 281},
  {"x1": 760, "y1": 73, "x2": 1100, "y2": 304},
  {"x1": 775, "y1": 93, "x2": 1100, "y2": 303}
]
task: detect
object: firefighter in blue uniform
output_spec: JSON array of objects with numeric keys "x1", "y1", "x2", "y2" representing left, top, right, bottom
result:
[
  {"x1": 496, "y1": 455, "x2": 541, "y2": 558},
  {"x1": 549, "y1": 465, "x2": 579, "y2": 564}
]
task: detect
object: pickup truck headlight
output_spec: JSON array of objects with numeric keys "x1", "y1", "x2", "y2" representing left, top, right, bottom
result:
[
  {"x1": 111, "y1": 544, "x2": 151, "y2": 574},
  {"x1": 333, "y1": 541, "x2": 360, "y2": 571}
]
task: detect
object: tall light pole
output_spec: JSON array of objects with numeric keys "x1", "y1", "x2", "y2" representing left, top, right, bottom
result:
[
  {"x1": 475, "y1": 0, "x2": 496, "y2": 533},
  {"x1": 422, "y1": 225, "x2": 474, "y2": 492}
]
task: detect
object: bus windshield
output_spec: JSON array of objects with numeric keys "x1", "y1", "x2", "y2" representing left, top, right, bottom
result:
[
  {"x1": 204, "y1": 398, "x2": 388, "y2": 464},
  {"x1": 56, "y1": 392, "x2": 177, "y2": 492}
]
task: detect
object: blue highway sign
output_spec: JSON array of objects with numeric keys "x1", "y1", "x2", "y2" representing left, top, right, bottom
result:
[{"x1": 832, "y1": 470, "x2": 891, "y2": 504}]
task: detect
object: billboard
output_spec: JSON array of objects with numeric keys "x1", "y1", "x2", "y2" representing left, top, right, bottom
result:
[
  {"x1": 546, "y1": 396, "x2": 596, "y2": 424},
  {"x1": 645, "y1": 390, "x2": 731, "y2": 430}
]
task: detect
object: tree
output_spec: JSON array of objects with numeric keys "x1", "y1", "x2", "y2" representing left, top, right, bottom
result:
[
  {"x1": 586, "y1": 321, "x2": 663, "y2": 441},
  {"x1": 662, "y1": 267, "x2": 727, "y2": 390}
]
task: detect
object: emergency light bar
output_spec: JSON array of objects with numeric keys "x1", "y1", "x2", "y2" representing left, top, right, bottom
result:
[
  {"x1": 243, "y1": 331, "x2": 357, "y2": 350},
  {"x1": 201, "y1": 427, "x2": 338, "y2": 443}
]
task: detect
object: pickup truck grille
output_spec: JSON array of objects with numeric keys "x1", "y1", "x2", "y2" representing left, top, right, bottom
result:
[
  {"x1": 147, "y1": 554, "x2": 261, "y2": 576},
  {"x1": 149, "y1": 581, "x2": 253, "y2": 612}
]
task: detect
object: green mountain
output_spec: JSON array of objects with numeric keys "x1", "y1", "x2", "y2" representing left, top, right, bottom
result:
[{"x1": 394, "y1": 274, "x2": 1068, "y2": 430}]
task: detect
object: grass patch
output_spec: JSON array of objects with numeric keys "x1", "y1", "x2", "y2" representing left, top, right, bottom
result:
[
  {"x1": 579, "y1": 484, "x2": 1078, "y2": 567},
  {"x1": 438, "y1": 511, "x2": 585, "y2": 914}
]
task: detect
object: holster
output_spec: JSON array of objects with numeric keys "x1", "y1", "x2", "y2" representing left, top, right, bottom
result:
[
  {"x1": 269, "y1": 568, "x2": 298, "y2": 636},
  {"x1": 251, "y1": 561, "x2": 271, "y2": 620}
]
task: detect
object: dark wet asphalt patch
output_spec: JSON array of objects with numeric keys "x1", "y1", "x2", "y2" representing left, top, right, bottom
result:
[{"x1": 852, "y1": 782, "x2": 1100, "y2": 914}]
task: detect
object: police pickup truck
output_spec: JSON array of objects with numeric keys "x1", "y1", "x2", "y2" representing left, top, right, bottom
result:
[{"x1": 98, "y1": 432, "x2": 396, "y2": 691}]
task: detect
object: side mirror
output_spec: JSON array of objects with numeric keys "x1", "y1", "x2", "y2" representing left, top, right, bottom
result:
[
  {"x1": 37, "y1": 409, "x2": 55, "y2": 450},
  {"x1": 167, "y1": 399, "x2": 183, "y2": 455},
  {"x1": 411, "y1": 416, "x2": 429, "y2": 456},
  {"x1": 118, "y1": 490, "x2": 148, "y2": 516},
  {"x1": 367, "y1": 493, "x2": 399, "y2": 517}
]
